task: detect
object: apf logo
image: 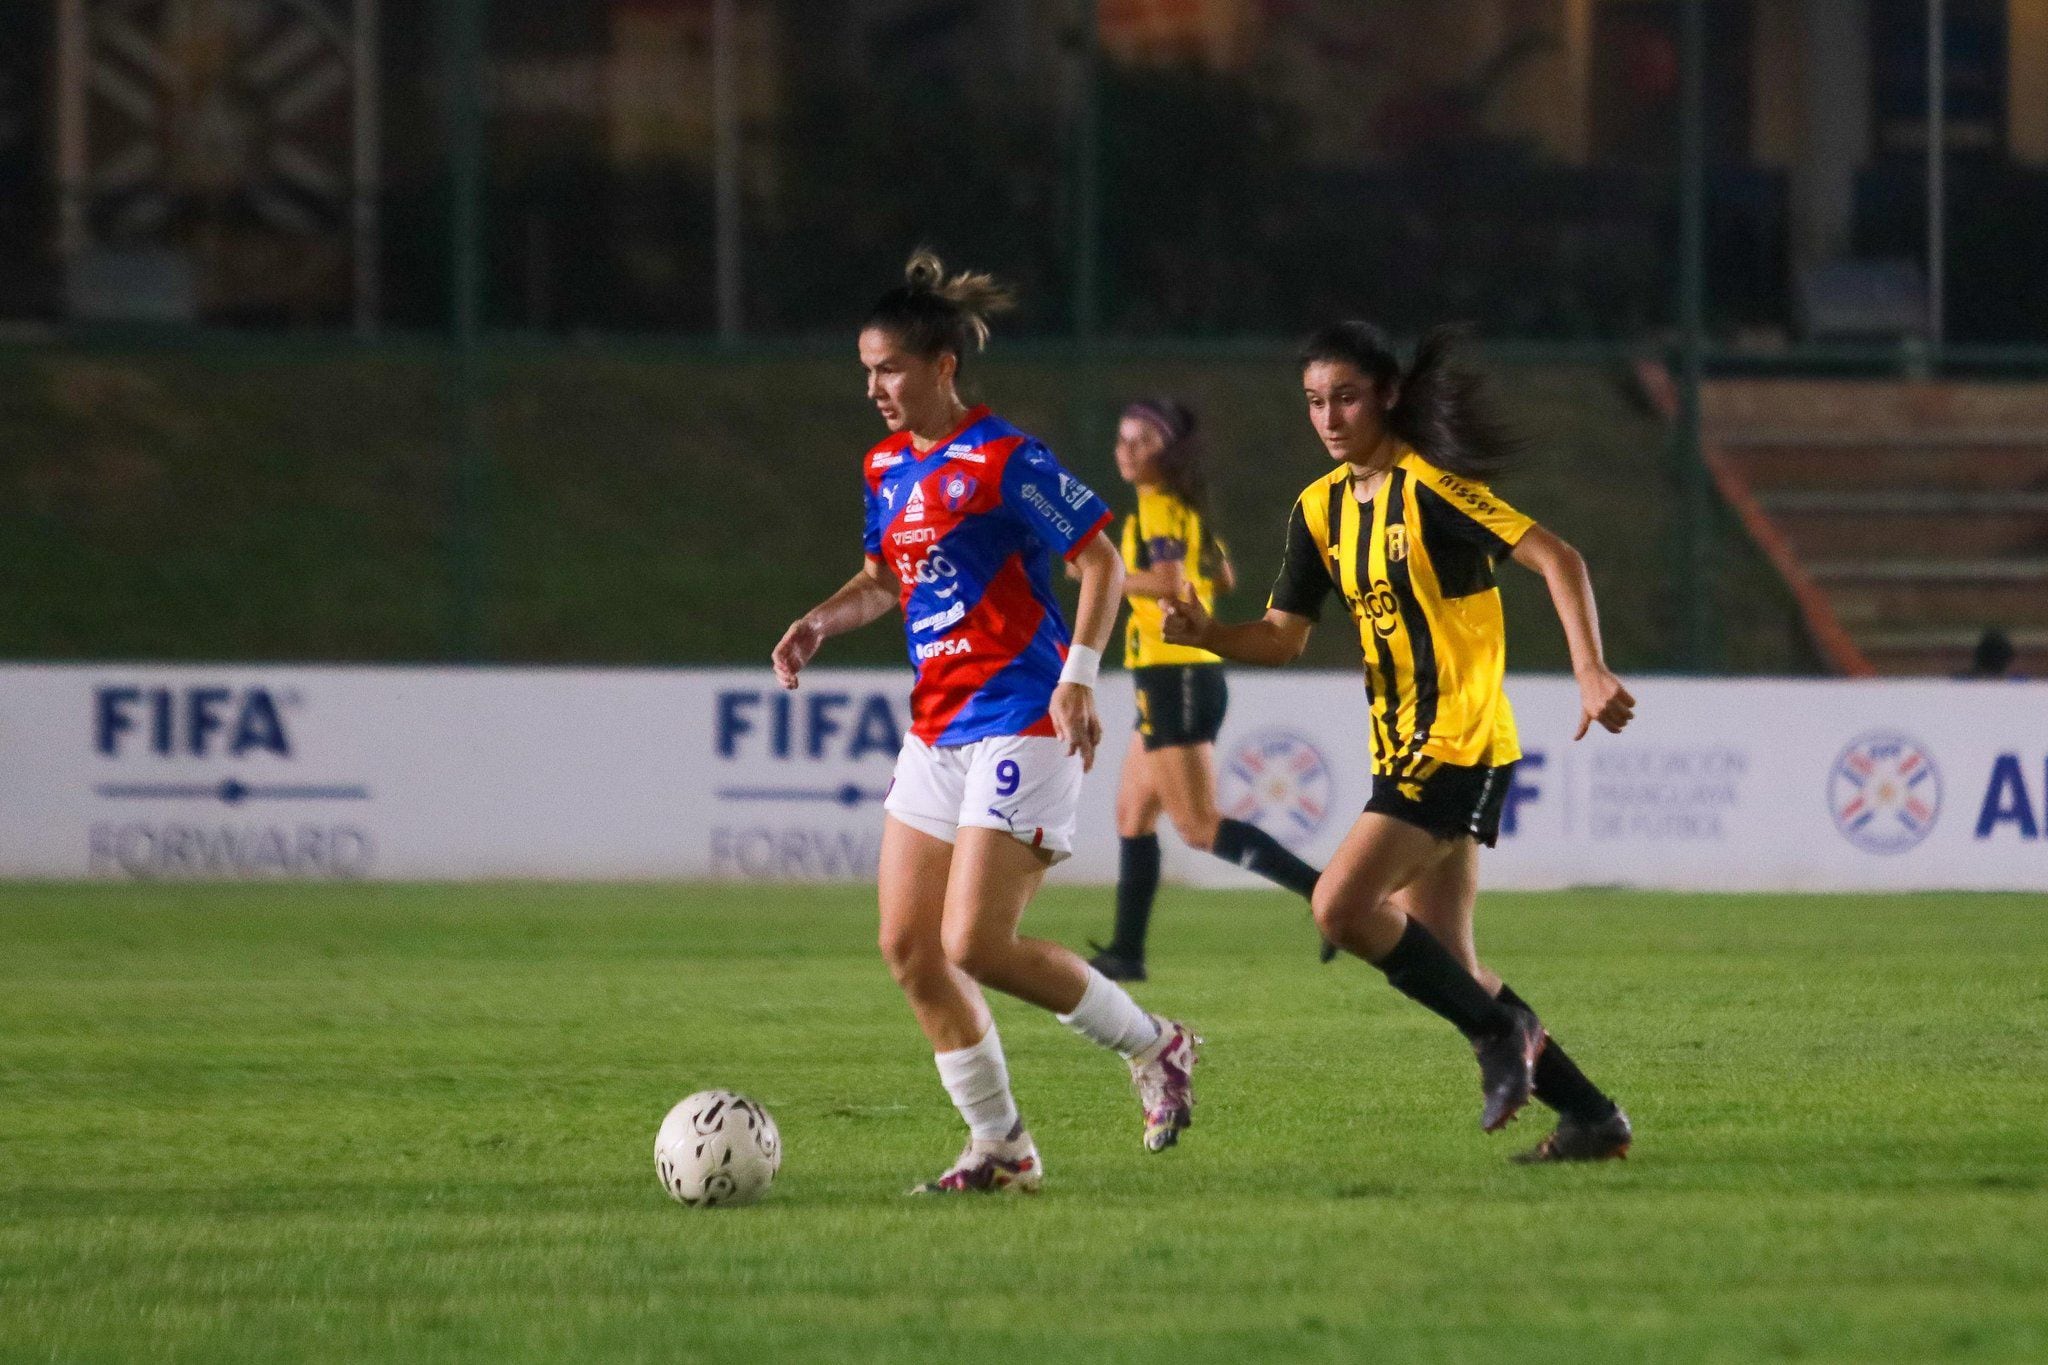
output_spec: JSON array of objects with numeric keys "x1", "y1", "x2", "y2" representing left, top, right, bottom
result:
[
  {"x1": 96, "y1": 685, "x2": 296, "y2": 758},
  {"x1": 1827, "y1": 731, "x2": 1941, "y2": 853},
  {"x1": 1218, "y1": 729, "x2": 1334, "y2": 849}
]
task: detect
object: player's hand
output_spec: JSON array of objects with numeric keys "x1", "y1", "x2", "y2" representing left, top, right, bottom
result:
[
  {"x1": 1574, "y1": 668, "x2": 1635, "y2": 740},
  {"x1": 772, "y1": 616, "x2": 825, "y2": 691},
  {"x1": 1158, "y1": 583, "x2": 1213, "y2": 648},
  {"x1": 1049, "y1": 681, "x2": 1103, "y2": 771}
]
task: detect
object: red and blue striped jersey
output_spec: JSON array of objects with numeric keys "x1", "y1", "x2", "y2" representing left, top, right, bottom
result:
[{"x1": 863, "y1": 406, "x2": 1113, "y2": 745}]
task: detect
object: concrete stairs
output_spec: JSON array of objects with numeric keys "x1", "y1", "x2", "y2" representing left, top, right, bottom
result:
[{"x1": 1699, "y1": 380, "x2": 2048, "y2": 676}]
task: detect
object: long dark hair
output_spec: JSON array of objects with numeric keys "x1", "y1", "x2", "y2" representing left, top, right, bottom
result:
[
  {"x1": 1297, "y1": 321, "x2": 1524, "y2": 479},
  {"x1": 1124, "y1": 397, "x2": 1225, "y2": 578},
  {"x1": 863, "y1": 248, "x2": 1017, "y2": 377}
]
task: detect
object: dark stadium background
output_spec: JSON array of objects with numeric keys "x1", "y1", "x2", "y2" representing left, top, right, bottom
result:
[{"x1": 5, "y1": 0, "x2": 2045, "y2": 679}]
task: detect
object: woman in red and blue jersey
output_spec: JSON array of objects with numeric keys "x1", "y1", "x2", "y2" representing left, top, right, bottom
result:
[{"x1": 772, "y1": 251, "x2": 1200, "y2": 1194}]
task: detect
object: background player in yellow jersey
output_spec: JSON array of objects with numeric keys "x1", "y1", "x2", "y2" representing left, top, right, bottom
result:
[
  {"x1": 1163, "y1": 322, "x2": 1637, "y2": 1162},
  {"x1": 1080, "y1": 400, "x2": 1324, "y2": 983}
]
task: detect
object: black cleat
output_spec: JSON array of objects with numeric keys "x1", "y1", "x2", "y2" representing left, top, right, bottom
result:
[
  {"x1": 1318, "y1": 937, "x2": 1340, "y2": 964},
  {"x1": 1473, "y1": 1005, "x2": 1547, "y2": 1133},
  {"x1": 1085, "y1": 942, "x2": 1147, "y2": 982},
  {"x1": 1513, "y1": 1106, "x2": 1633, "y2": 1163}
]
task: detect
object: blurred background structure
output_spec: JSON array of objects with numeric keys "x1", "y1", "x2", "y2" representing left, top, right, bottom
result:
[{"x1": 4, "y1": 0, "x2": 2048, "y2": 675}]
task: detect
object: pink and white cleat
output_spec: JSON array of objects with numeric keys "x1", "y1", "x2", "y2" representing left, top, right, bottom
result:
[
  {"x1": 1129, "y1": 1016, "x2": 1201, "y2": 1152},
  {"x1": 908, "y1": 1133, "x2": 1044, "y2": 1195}
]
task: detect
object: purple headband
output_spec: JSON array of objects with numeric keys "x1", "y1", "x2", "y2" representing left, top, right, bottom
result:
[{"x1": 1123, "y1": 400, "x2": 1191, "y2": 445}]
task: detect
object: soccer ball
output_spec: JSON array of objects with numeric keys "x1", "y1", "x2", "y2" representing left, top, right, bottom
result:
[{"x1": 655, "y1": 1090, "x2": 781, "y2": 1208}]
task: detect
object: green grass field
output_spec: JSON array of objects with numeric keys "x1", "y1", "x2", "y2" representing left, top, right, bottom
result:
[{"x1": 3, "y1": 883, "x2": 2043, "y2": 1363}]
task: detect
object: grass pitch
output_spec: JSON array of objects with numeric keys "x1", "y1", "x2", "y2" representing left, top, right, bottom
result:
[{"x1": 2, "y1": 883, "x2": 2043, "y2": 1363}]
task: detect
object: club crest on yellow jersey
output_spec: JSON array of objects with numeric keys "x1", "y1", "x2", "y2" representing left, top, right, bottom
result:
[{"x1": 1386, "y1": 525, "x2": 1408, "y2": 562}]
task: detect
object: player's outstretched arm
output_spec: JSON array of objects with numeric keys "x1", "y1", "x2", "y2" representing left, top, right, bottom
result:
[
  {"x1": 1049, "y1": 533, "x2": 1125, "y2": 771},
  {"x1": 772, "y1": 558, "x2": 897, "y2": 691},
  {"x1": 1510, "y1": 525, "x2": 1635, "y2": 739},
  {"x1": 1119, "y1": 557, "x2": 1186, "y2": 600},
  {"x1": 1160, "y1": 586, "x2": 1312, "y2": 667}
]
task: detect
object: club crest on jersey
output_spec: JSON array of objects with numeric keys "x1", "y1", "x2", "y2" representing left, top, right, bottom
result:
[
  {"x1": 902, "y1": 482, "x2": 927, "y2": 523},
  {"x1": 1386, "y1": 525, "x2": 1409, "y2": 562},
  {"x1": 941, "y1": 473, "x2": 979, "y2": 511}
]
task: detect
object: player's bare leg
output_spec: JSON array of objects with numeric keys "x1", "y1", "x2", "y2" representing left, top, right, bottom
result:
[
  {"x1": 1150, "y1": 740, "x2": 1221, "y2": 851},
  {"x1": 946, "y1": 827, "x2": 1198, "y2": 1152},
  {"x1": 1314, "y1": 812, "x2": 1543, "y2": 1132},
  {"x1": 1149, "y1": 740, "x2": 1330, "y2": 960},
  {"x1": 880, "y1": 817, "x2": 1041, "y2": 1193},
  {"x1": 1090, "y1": 734, "x2": 1162, "y2": 981},
  {"x1": 1391, "y1": 839, "x2": 1496, "y2": 991},
  {"x1": 1398, "y1": 841, "x2": 1629, "y2": 1160},
  {"x1": 880, "y1": 816, "x2": 986, "y2": 1049}
]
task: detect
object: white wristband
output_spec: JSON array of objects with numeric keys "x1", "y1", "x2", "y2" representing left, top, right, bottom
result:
[{"x1": 1058, "y1": 644, "x2": 1102, "y2": 689}]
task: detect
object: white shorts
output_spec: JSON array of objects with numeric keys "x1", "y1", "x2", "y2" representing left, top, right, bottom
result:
[{"x1": 883, "y1": 733, "x2": 1084, "y2": 863}]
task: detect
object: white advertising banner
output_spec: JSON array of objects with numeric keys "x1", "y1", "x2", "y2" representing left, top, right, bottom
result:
[{"x1": 2, "y1": 664, "x2": 2044, "y2": 890}]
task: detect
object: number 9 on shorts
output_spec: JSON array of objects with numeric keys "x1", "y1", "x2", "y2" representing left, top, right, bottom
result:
[{"x1": 882, "y1": 733, "x2": 1085, "y2": 862}]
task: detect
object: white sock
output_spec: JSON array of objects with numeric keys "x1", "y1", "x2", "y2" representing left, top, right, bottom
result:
[
  {"x1": 933, "y1": 1022, "x2": 1021, "y2": 1143},
  {"x1": 1057, "y1": 968, "x2": 1163, "y2": 1059}
]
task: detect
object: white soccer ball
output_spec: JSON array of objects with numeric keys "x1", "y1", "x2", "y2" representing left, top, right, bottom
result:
[{"x1": 655, "y1": 1090, "x2": 781, "y2": 1208}]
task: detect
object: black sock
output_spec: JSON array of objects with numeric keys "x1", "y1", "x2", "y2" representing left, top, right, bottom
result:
[
  {"x1": 1497, "y1": 983, "x2": 1619, "y2": 1124},
  {"x1": 1372, "y1": 918, "x2": 1515, "y2": 1040},
  {"x1": 1211, "y1": 818, "x2": 1320, "y2": 899},
  {"x1": 1109, "y1": 834, "x2": 1161, "y2": 959}
]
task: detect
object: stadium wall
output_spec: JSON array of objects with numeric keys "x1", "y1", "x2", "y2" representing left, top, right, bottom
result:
[{"x1": 4, "y1": 665, "x2": 2042, "y2": 892}]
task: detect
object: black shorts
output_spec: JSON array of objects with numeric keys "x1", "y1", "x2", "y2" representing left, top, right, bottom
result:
[
  {"x1": 1131, "y1": 665, "x2": 1228, "y2": 751},
  {"x1": 1365, "y1": 759, "x2": 1518, "y2": 848}
]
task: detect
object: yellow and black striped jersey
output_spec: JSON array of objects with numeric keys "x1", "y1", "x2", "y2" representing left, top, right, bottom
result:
[
  {"x1": 1267, "y1": 447, "x2": 1533, "y2": 776},
  {"x1": 1121, "y1": 486, "x2": 1224, "y2": 668}
]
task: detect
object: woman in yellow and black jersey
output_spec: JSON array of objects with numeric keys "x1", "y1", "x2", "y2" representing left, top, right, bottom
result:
[
  {"x1": 1163, "y1": 324, "x2": 1638, "y2": 1163},
  {"x1": 1083, "y1": 400, "x2": 1324, "y2": 984}
]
